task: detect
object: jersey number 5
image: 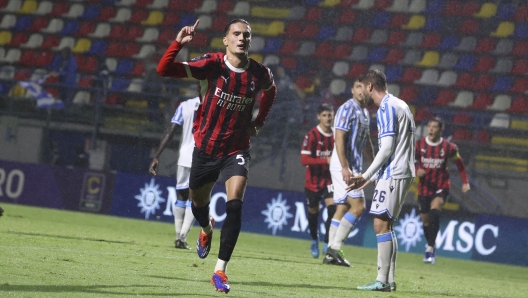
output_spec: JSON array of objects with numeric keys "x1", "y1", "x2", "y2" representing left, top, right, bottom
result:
[{"x1": 236, "y1": 154, "x2": 245, "y2": 165}]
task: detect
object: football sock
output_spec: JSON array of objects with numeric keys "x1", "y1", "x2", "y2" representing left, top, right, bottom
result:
[
  {"x1": 173, "y1": 200, "x2": 186, "y2": 238},
  {"x1": 328, "y1": 219, "x2": 340, "y2": 248},
  {"x1": 429, "y1": 209, "x2": 441, "y2": 248},
  {"x1": 423, "y1": 225, "x2": 434, "y2": 247},
  {"x1": 308, "y1": 212, "x2": 319, "y2": 241},
  {"x1": 218, "y1": 199, "x2": 243, "y2": 262},
  {"x1": 376, "y1": 232, "x2": 393, "y2": 284},
  {"x1": 324, "y1": 205, "x2": 336, "y2": 244},
  {"x1": 388, "y1": 231, "x2": 398, "y2": 284},
  {"x1": 180, "y1": 200, "x2": 195, "y2": 242},
  {"x1": 332, "y1": 212, "x2": 357, "y2": 250},
  {"x1": 191, "y1": 202, "x2": 212, "y2": 234},
  {"x1": 214, "y1": 259, "x2": 227, "y2": 273}
]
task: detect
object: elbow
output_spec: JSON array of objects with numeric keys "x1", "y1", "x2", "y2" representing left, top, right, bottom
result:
[{"x1": 156, "y1": 64, "x2": 167, "y2": 77}]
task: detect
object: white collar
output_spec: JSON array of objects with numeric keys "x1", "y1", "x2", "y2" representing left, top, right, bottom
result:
[
  {"x1": 224, "y1": 55, "x2": 249, "y2": 73},
  {"x1": 425, "y1": 137, "x2": 443, "y2": 146},
  {"x1": 317, "y1": 125, "x2": 332, "y2": 137}
]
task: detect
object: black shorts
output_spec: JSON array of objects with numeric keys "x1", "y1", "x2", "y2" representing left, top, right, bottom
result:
[
  {"x1": 189, "y1": 147, "x2": 251, "y2": 190},
  {"x1": 305, "y1": 187, "x2": 333, "y2": 208},
  {"x1": 418, "y1": 189, "x2": 449, "y2": 214}
]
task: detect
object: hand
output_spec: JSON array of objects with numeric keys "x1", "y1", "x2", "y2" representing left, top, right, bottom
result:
[
  {"x1": 346, "y1": 174, "x2": 370, "y2": 191},
  {"x1": 176, "y1": 19, "x2": 200, "y2": 45},
  {"x1": 246, "y1": 121, "x2": 261, "y2": 137},
  {"x1": 417, "y1": 168, "x2": 426, "y2": 177},
  {"x1": 462, "y1": 183, "x2": 470, "y2": 193},
  {"x1": 341, "y1": 167, "x2": 353, "y2": 184},
  {"x1": 149, "y1": 158, "x2": 158, "y2": 176}
]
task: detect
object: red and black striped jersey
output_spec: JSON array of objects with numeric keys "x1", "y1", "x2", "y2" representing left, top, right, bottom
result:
[
  {"x1": 157, "y1": 41, "x2": 276, "y2": 158},
  {"x1": 415, "y1": 137, "x2": 459, "y2": 196},
  {"x1": 301, "y1": 125, "x2": 334, "y2": 192}
]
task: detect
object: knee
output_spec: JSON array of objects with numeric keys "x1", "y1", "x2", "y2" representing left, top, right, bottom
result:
[
  {"x1": 226, "y1": 199, "x2": 243, "y2": 215},
  {"x1": 307, "y1": 207, "x2": 319, "y2": 214}
]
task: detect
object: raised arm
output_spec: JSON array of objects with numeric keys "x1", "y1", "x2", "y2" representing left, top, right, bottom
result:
[{"x1": 157, "y1": 19, "x2": 200, "y2": 78}]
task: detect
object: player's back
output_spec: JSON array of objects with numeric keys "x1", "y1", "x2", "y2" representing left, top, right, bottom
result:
[{"x1": 376, "y1": 94, "x2": 416, "y2": 179}]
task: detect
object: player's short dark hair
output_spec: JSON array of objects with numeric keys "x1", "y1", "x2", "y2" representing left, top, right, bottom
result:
[
  {"x1": 317, "y1": 103, "x2": 333, "y2": 114},
  {"x1": 428, "y1": 117, "x2": 444, "y2": 129},
  {"x1": 358, "y1": 69, "x2": 387, "y2": 91},
  {"x1": 224, "y1": 19, "x2": 251, "y2": 35}
]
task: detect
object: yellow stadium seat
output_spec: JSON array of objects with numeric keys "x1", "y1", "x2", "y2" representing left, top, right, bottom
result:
[
  {"x1": 251, "y1": 7, "x2": 291, "y2": 19},
  {"x1": 475, "y1": 155, "x2": 528, "y2": 173},
  {"x1": 0, "y1": 31, "x2": 12, "y2": 45},
  {"x1": 491, "y1": 136, "x2": 528, "y2": 147},
  {"x1": 490, "y1": 22, "x2": 514, "y2": 37},
  {"x1": 415, "y1": 51, "x2": 439, "y2": 67},
  {"x1": 266, "y1": 21, "x2": 285, "y2": 36},
  {"x1": 402, "y1": 15, "x2": 425, "y2": 30},
  {"x1": 474, "y1": 3, "x2": 497, "y2": 18},
  {"x1": 510, "y1": 120, "x2": 528, "y2": 130},
  {"x1": 209, "y1": 38, "x2": 225, "y2": 49},
  {"x1": 319, "y1": 0, "x2": 341, "y2": 7},
  {"x1": 17, "y1": 0, "x2": 37, "y2": 14},
  {"x1": 250, "y1": 54, "x2": 263, "y2": 63},
  {"x1": 141, "y1": 11, "x2": 163, "y2": 26},
  {"x1": 72, "y1": 38, "x2": 91, "y2": 53},
  {"x1": 8, "y1": 84, "x2": 26, "y2": 98}
]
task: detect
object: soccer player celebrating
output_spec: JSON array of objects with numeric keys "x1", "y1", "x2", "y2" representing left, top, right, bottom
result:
[
  {"x1": 415, "y1": 117, "x2": 470, "y2": 265},
  {"x1": 348, "y1": 70, "x2": 415, "y2": 292},
  {"x1": 157, "y1": 19, "x2": 276, "y2": 293},
  {"x1": 149, "y1": 96, "x2": 200, "y2": 250},
  {"x1": 300, "y1": 104, "x2": 335, "y2": 259},
  {"x1": 324, "y1": 80, "x2": 374, "y2": 267}
]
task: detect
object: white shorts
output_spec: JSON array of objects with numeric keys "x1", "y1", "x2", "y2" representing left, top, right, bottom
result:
[
  {"x1": 176, "y1": 165, "x2": 191, "y2": 189},
  {"x1": 370, "y1": 177, "x2": 414, "y2": 219},
  {"x1": 331, "y1": 169, "x2": 365, "y2": 205}
]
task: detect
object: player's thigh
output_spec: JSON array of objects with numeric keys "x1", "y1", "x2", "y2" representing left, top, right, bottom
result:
[
  {"x1": 305, "y1": 189, "x2": 322, "y2": 210},
  {"x1": 370, "y1": 177, "x2": 413, "y2": 220},
  {"x1": 221, "y1": 149, "x2": 251, "y2": 201},
  {"x1": 225, "y1": 175, "x2": 247, "y2": 201},
  {"x1": 418, "y1": 195, "x2": 432, "y2": 214},
  {"x1": 331, "y1": 170, "x2": 364, "y2": 205},
  {"x1": 189, "y1": 148, "x2": 222, "y2": 204},
  {"x1": 190, "y1": 181, "x2": 216, "y2": 207},
  {"x1": 176, "y1": 165, "x2": 191, "y2": 190},
  {"x1": 431, "y1": 190, "x2": 448, "y2": 210},
  {"x1": 347, "y1": 195, "x2": 365, "y2": 216}
]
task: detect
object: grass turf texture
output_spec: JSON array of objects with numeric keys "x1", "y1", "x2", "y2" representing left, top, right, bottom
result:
[{"x1": 1, "y1": 203, "x2": 527, "y2": 297}]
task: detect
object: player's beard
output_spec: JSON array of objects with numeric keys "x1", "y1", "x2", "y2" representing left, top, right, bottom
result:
[{"x1": 367, "y1": 97, "x2": 374, "y2": 106}]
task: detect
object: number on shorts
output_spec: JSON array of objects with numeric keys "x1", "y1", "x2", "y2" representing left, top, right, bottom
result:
[
  {"x1": 327, "y1": 184, "x2": 334, "y2": 193},
  {"x1": 236, "y1": 154, "x2": 245, "y2": 165},
  {"x1": 372, "y1": 190, "x2": 386, "y2": 203}
]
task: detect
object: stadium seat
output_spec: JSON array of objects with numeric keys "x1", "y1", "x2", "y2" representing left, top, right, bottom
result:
[
  {"x1": 196, "y1": 0, "x2": 217, "y2": 13},
  {"x1": 461, "y1": 1, "x2": 480, "y2": 16},
  {"x1": 0, "y1": 14, "x2": 16, "y2": 29},
  {"x1": 110, "y1": 77, "x2": 130, "y2": 91},
  {"x1": 157, "y1": 29, "x2": 175, "y2": 43},
  {"x1": 403, "y1": 32, "x2": 423, "y2": 47},
  {"x1": 423, "y1": 16, "x2": 443, "y2": 31},
  {"x1": 28, "y1": 16, "x2": 47, "y2": 31},
  {"x1": 473, "y1": 56, "x2": 494, "y2": 72},
  {"x1": 19, "y1": 50, "x2": 36, "y2": 65},
  {"x1": 228, "y1": 2, "x2": 250, "y2": 16},
  {"x1": 122, "y1": 43, "x2": 140, "y2": 57},
  {"x1": 366, "y1": 47, "x2": 387, "y2": 62},
  {"x1": 0, "y1": 30, "x2": 11, "y2": 46},
  {"x1": 385, "y1": 66, "x2": 403, "y2": 82},
  {"x1": 436, "y1": 70, "x2": 457, "y2": 86},
  {"x1": 334, "y1": 26, "x2": 353, "y2": 41},
  {"x1": 9, "y1": 32, "x2": 28, "y2": 47},
  {"x1": 105, "y1": 42, "x2": 124, "y2": 57},
  {"x1": 408, "y1": 0, "x2": 426, "y2": 13},
  {"x1": 385, "y1": 31, "x2": 405, "y2": 45},
  {"x1": 399, "y1": 86, "x2": 418, "y2": 102},
  {"x1": 471, "y1": 93, "x2": 493, "y2": 109},
  {"x1": 108, "y1": 24, "x2": 127, "y2": 39},
  {"x1": 453, "y1": 54, "x2": 476, "y2": 70},
  {"x1": 387, "y1": 83, "x2": 400, "y2": 96},
  {"x1": 507, "y1": 97, "x2": 528, "y2": 114},
  {"x1": 281, "y1": 57, "x2": 296, "y2": 70},
  {"x1": 72, "y1": 38, "x2": 91, "y2": 53},
  {"x1": 134, "y1": 0, "x2": 154, "y2": 7},
  {"x1": 304, "y1": 7, "x2": 322, "y2": 21},
  {"x1": 369, "y1": 29, "x2": 388, "y2": 44},
  {"x1": 489, "y1": 113, "x2": 510, "y2": 128},
  {"x1": 348, "y1": 45, "x2": 367, "y2": 61},
  {"x1": 77, "y1": 22, "x2": 96, "y2": 36},
  {"x1": 511, "y1": 60, "x2": 528, "y2": 76},
  {"x1": 387, "y1": 0, "x2": 408, "y2": 12},
  {"x1": 195, "y1": 14, "x2": 212, "y2": 30},
  {"x1": 345, "y1": 63, "x2": 367, "y2": 77},
  {"x1": 333, "y1": 44, "x2": 351, "y2": 59},
  {"x1": 371, "y1": 12, "x2": 390, "y2": 27},
  {"x1": 300, "y1": 24, "x2": 320, "y2": 38},
  {"x1": 354, "y1": 0, "x2": 374, "y2": 9},
  {"x1": 336, "y1": 10, "x2": 356, "y2": 24},
  {"x1": 415, "y1": 69, "x2": 438, "y2": 85},
  {"x1": 89, "y1": 23, "x2": 110, "y2": 38},
  {"x1": 450, "y1": 91, "x2": 474, "y2": 108},
  {"x1": 315, "y1": 25, "x2": 336, "y2": 40},
  {"x1": 388, "y1": 14, "x2": 409, "y2": 28},
  {"x1": 513, "y1": 24, "x2": 528, "y2": 39},
  {"x1": 297, "y1": 41, "x2": 316, "y2": 56},
  {"x1": 453, "y1": 73, "x2": 475, "y2": 89},
  {"x1": 162, "y1": 12, "x2": 180, "y2": 27},
  {"x1": 437, "y1": 53, "x2": 458, "y2": 69},
  {"x1": 40, "y1": 35, "x2": 59, "y2": 49},
  {"x1": 330, "y1": 79, "x2": 347, "y2": 95},
  {"x1": 0, "y1": 48, "x2": 20, "y2": 63},
  {"x1": 424, "y1": 0, "x2": 444, "y2": 14},
  {"x1": 489, "y1": 76, "x2": 513, "y2": 92},
  {"x1": 383, "y1": 48, "x2": 404, "y2": 64},
  {"x1": 60, "y1": 20, "x2": 80, "y2": 35},
  {"x1": 421, "y1": 33, "x2": 440, "y2": 48},
  {"x1": 133, "y1": 44, "x2": 155, "y2": 59},
  {"x1": 41, "y1": 18, "x2": 64, "y2": 33},
  {"x1": 54, "y1": 37, "x2": 75, "y2": 51},
  {"x1": 373, "y1": 0, "x2": 392, "y2": 10},
  {"x1": 64, "y1": 3, "x2": 84, "y2": 18},
  {"x1": 20, "y1": 33, "x2": 43, "y2": 48},
  {"x1": 437, "y1": 35, "x2": 459, "y2": 50},
  {"x1": 332, "y1": 61, "x2": 349, "y2": 77},
  {"x1": 510, "y1": 78, "x2": 528, "y2": 94},
  {"x1": 286, "y1": 5, "x2": 306, "y2": 20},
  {"x1": 106, "y1": 58, "x2": 117, "y2": 72},
  {"x1": 492, "y1": 39, "x2": 513, "y2": 56},
  {"x1": 14, "y1": 15, "x2": 32, "y2": 30},
  {"x1": 72, "y1": 91, "x2": 91, "y2": 105},
  {"x1": 261, "y1": 38, "x2": 282, "y2": 53},
  {"x1": 109, "y1": 8, "x2": 131, "y2": 22},
  {"x1": 415, "y1": 51, "x2": 439, "y2": 67},
  {"x1": 116, "y1": 0, "x2": 136, "y2": 6},
  {"x1": 512, "y1": 41, "x2": 528, "y2": 57},
  {"x1": 432, "y1": 89, "x2": 456, "y2": 106},
  {"x1": 399, "y1": 67, "x2": 421, "y2": 83},
  {"x1": 488, "y1": 95, "x2": 511, "y2": 111},
  {"x1": 126, "y1": 26, "x2": 144, "y2": 41},
  {"x1": 215, "y1": 0, "x2": 234, "y2": 14},
  {"x1": 495, "y1": 3, "x2": 515, "y2": 20},
  {"x1": 127, "y1": 78, "x2": 144, "y2": 92},
  {"x1": 319, "y1": 0, "x2": 340, "y2": 7},
  {"x1": 459, "y1": 30, "x2": 486, "y2": 47},
  {"x1": 295, "y1": 76, "x2": 312, "y2": 91},
  {"x1": 369, "y1": 63, "x2": 385, "y2": 73},
  {"x1": 458, "y1": 19, "x2": 479, "y2": 34},
  {"x1": 402, "y1": 15, "x2": 425, "y2": 30},
  {"x1": 452, "y1": 129, "x2": 471, "y2": 142},
  {"x1": 81, "y1": 5, "x2": 101, "y2": 20},
  {"x1": 262, "y1": 55, "x2": 280, "y2": 66},
  {"x1": 474, "y1": 38, "x2": 495, "y2": 53},
  {"x1": 129, "y1": 9, "x2": 148, "y2": 23},
  {"x1": 413, "y1": 107, "x2": 433, "y2": 122},
  {"x1": 115, "y1": 59, "x2": 134, "y2": 74},
  {"x1": 490, "y1": 22, "x2": 514, "y2": 38},
  {"x1": 351, "y1": 28, "x2": 370, "y2": 43},
  {"x1": 474, "y1": 3, "x2": 496, "y2": 18},
  {"x1": 34, "y1": 1, "x2": 52, "y2": 15},
  {"x1": 49, "y1": 2, "x2": 68, "y2": 16},
  {"x1": 97, "y1": 7, "x2": 116, "y2": 21},
  {"x1": 513, "y1": 5, "x2": 528, "y2": 21},
  {"x1": 142, "y1": 10, "x2": 163, "y2": 25},
  {"x1": 130, "y1": 61, "x2": 145, "y2": 76}
]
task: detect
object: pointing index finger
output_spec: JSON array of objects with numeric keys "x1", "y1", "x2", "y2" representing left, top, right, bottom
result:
[{"x1": 192, "y1": 19, "x2": 200, "y2": 30}]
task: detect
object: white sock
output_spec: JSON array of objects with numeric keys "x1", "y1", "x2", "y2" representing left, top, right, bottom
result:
[
  {"x1": 180, "y1": 205, "x2": 195, "y2": 242},
  {"x1": 388, "y1": 231, "x2": 398, "y2": 284},
  {"x1": 173, "y1": 200, "x2": 186, "y2": 238},
  {"x1": 376, "y1": 232, "x2": 393, "y2": 284},
  {"x1": 426, "y1": 245, "x2": 434, "y2": 253},
  {"x1": 332, "y1": 212, "x2": 357, "y2": 250},
  {"x1": 214, "y1": 259, "x2": 227, "y2": 273},
  {"x1": 328, "y1": 219, "x2": 339, "y2": 248}
]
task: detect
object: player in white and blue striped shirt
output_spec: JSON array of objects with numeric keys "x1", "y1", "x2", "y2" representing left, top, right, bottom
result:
[{"x1": 348, "y1": 70, "x2": 416, "y2": 292}]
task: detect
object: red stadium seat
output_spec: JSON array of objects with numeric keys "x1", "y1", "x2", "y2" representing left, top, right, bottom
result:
[
  {"x1": 472, "y1": 56, "x2": 495, "y2": 72},
  {"x1": 453, "y1": 73, "x2": 475, "y2": 89},
  {"x1": 458, "y1": 19, "x2": 479, "y2": 34},
  {"x1": 336, "y1": 10, "x2": 356, "y2": 24},
  {"x1": 474, "y1": 38, "x2": 495, "y2": 53},
  {"x1": 50, "y1": 2, "x2": 69, "y2": 17},
  {"x1": 339, "y1": 0, "x2": 360, "y2": 7},
  {"x1": 283, "y1": 23, "x2": 303, "y2": 38},
  {"x1": 107, "y1": 24, "x2": 127, "y2": 39},
  {"x1": 122, "y1": 43, "x2": 140, "y2": 57},
  {"x1": 304, "y1": 7, "x2": 322, "y2": 21},
  {"x1": 10, "y1": 33, "x2": 28, "y2": 47},
  {"x1": 383, "y1": 49, "x2": 404, "y2": 64},
  {"x1": 295, "y1": 76, "x2": 312, "y2": 91},
  {"x1": 127, "y1": 26, "x2": 144, "y2": 40},
  {"x1": 34, "y1": 51, "x2": 52, "y2": 67},
  {"x1": 215, "y1": 1, "x2": 234, "y2": 14},
  {"x1": 129, "y1": 9, "x2": 148, "y2": 23},
  {"x1": 192, "y1": 32, "x2": 208, "y2": 47},
  {"x1": 414, "y1": 107, "x2": 433, "y2": 121},
  {"x1": 134, "y1": 0, "x2": 154, "y2": 7},
  {"x1": 399, "y1": 68, "x2": 421, "y2": 83},
  {"x1": 512, "y1": 41, "x2": 528, "y2": 57},
  {"x1": 388, "y1": 14, "x2": 409, "y2": 28},
  {"x1": 333, "y1": 44, "x2": 351, "y2": 59},
  {"x1": 105, "y1": 42, "x2": 124, "y2": 57},
  {"x1": 314, "y1": 43, "x2": 333, "y2": 58},
  {"x1": 301, "y1": 24, "x2": 320, "y2": 39},
  {"x1": 510, "y1": 78, "x2": 528, "y2": 94},
  {"x1": 508, "y1": 96, "x2": 528, "y2": 113},
  {"x1": 29, "y1": 17, "x2": 48, "y2": 32},
  {"x1": 14, "y1": 69, "x2": 31, "y2": 81},
  {"x1": 432, "y1": 90, "x2": 456, "y2": 106},
  {"x1": 477, "y1": 131, "x2": 490, "y2": 144},
  {"x1": 80, "y1": 56, "x2": 97, "y2": 72},
  {"x1": 169, "y1": 0, "x2": 201, "y2": 12},
  {"x1": 345, "y1": 63, "x2": 367, "y2": 77},
  {"x1": 471, "y1": 93, "x2": 493, "y2": 109},
  {"x1": 97, "y1": 7, "x2": 116, "y2": 21},
  {"x1": 421, "y1": 33, "x2": 441, "y2": 48},
  {"x1": 77, "y1": 22, "x2": 96, "y2": 36},
  {"x1": 19, "y1": 50, "x2": 36, "y2": 66},
  {"x1": 78, "y1": 76, "x2": 93, "y2": 87},
  {"x1": 453, "y1": 113, "x2": 472, "y2": 124},
  {"x1": 130, "y1": 61, "x2": 146, "y2": 76},
  {"x1": 511, "y1": 60, "x2": 528, "y2": 75},
  {"x1": 278, "y1": 40, "x2": 299, "y2": 55},
  {"x1": 513, "y1": 5, "x2": 528, "y2": 21},
  {"x1": 351, "y1": 28, "x2": 370, "y2": 43},
  {"x1": 442, "y1": 0, "x2": 462, "y2": 16},
  {"x1": 399, "y1": 86, "x2": 418, "y2": 102},
  {"x1": 461, "y1": 1, "x2": 480, "y2": 16},
  {"x1": 41, "y1": 36, "x2": 60, "y2": 49},
  {"x1": 452, "y1": 129, "x2": 471, "y2": 141},
  {"x1": 157, "y1": 29, "x2": 176, "y2": 44},
  {"x1": 281, "y1": 57, "x2": 297, "y2": 70},
  {"x1": 210, "y1": 15, "x2": 227, "y2": 31},
  {"x1": 385, "y1": 31, "x2": 406, "y2": 45},
  {"x1": 373, "y1": 0, "x2": 392, "y2": 10},
  {"x1": 162, "y1": 13, "x2": 180, "y2": 27}
]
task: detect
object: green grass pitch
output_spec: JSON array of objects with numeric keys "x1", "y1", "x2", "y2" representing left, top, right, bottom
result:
[{"x1": 1, "y1": 203, "x2": 527, "y2": 297}]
